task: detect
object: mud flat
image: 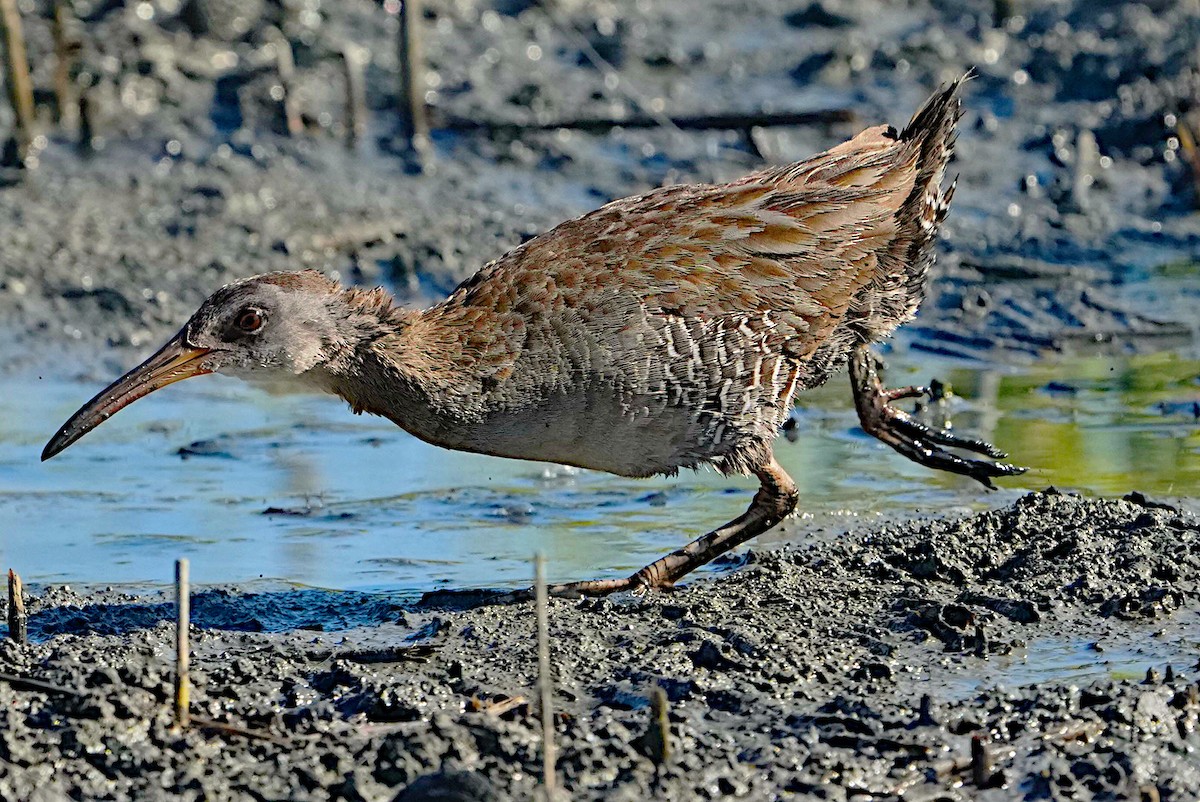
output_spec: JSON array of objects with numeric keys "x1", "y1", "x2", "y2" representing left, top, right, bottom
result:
[
  {"x1": 0, "y1": 0, "x2": 1197, "y2": 799},
  {"x1": 0, "y1": 490, "x2": 1197, "y2": 800}
]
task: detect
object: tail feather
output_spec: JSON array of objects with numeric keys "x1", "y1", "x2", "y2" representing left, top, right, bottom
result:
[{"x1": 894, "y1": 75, "x2": 967, "y2": 317}]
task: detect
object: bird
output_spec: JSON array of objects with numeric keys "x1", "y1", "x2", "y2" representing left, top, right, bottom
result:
[{"x1": 42, "y1": 78, "x2": 1024, "y2": 597}]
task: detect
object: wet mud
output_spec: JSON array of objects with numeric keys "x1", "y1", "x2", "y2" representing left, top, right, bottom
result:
[
  {"x1": 1, "y1": 0, "x2": 1198, "y2": 799},
  {"x1": 2, "y1": 491, "x2": 1199, "y2": 800}
]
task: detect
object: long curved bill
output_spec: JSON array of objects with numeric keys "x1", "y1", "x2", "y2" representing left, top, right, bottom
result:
[{"x1": 41, "y1": 331, "x2": 213, "y2": 461}]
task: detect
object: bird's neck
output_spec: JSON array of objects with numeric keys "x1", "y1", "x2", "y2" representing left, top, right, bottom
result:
[{"x1": 319, "y1": 291, "x2": 471, "y2": 447}]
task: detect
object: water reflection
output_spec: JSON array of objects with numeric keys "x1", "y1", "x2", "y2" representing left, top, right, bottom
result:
[{"x1": 0, "y1": 348, "x2": 1196, "y2": 592}]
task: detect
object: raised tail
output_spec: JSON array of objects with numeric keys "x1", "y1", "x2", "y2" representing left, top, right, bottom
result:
[
  {"x1": 832, "y1": 75, "x2": 966, "y2": 349},
  {"x1": 893, "y1": 75, "x2": 966, "y2": 320}
]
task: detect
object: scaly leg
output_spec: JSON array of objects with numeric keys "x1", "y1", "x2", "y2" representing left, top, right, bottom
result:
[
  {"x1": 504, "y1": 458, "x2": 799, "y2": 601},
  {"x1": 848, "y1": 345, "x2": 1026, "y2": 488}
]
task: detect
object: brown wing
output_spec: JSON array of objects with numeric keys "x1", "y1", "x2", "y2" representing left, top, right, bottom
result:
[{"x1": 426, "y1": 122, "x2": 918, "y2": 356}]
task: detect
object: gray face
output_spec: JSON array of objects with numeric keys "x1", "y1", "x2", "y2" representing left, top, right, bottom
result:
[
  {"x1": 42, "y1": 271, "x2": 346, "y2": 461},
  {"x1": 184, "y1": 274, "x2": 341, "y2": 384}
]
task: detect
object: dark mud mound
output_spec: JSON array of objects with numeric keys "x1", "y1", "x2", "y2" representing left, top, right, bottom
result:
[
  {"x1": 830, "y1": 489, "x2": 1199, "y2": 640},
  {"x1": 1, "y1": 491, "x2": 1198, "y2": 800}
]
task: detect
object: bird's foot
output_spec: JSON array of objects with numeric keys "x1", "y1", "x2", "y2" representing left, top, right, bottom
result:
[
  {"x1": 496, "y1": 569, "x2": 676, "y2": 604},
  {"x1": 848, "y1": 348, "x2": 1027, "y2": 489}
]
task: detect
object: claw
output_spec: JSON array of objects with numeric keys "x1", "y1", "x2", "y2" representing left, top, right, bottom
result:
[
  {"x1": 848, "y1": 346, "x2": 1028, "y2": 488},
  {"x1": 888, "y1": 408, "x2": 1009, "y2": 460}
]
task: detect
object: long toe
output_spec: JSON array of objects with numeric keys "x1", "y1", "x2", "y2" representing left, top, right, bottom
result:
[
  {"x1": 888, "y1": 407, "x2": 1010, "y2": 460},
  {"x1": 851, "y1": 347, "x2": 1027, "y2": 488}
]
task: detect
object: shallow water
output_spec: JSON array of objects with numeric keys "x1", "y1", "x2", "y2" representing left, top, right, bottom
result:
[
  {"x1": 931, "y1": 609, "x2": 1200, "y2": 702},
  {"x1": 1, "y1": 346, "x2": 1196, "y2": 595}
]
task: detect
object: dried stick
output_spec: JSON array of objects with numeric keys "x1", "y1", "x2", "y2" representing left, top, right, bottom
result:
[
  {"x1": 397, "y1": 0, "x2": 429, "y2": 151},
  {"x1": 7, "y1": 569, "x2": 26, "y2": 645},
  {"x1": 51, "y1": 1, "x2": 77, "y2": 128},
  {"x1": 970, "y1": 734, "x2": 991, "y2": 786},
  {"x1": 190, "y1": 715, "x2": 293, "y2": 746},
  {"x1": 77, "y1": 88, "x2": 94, "y2": 153},
  {"x1": 341, "y1": 44, "x2": 367, "y2": 147},
  {"x1": 174, "y1": 559, "x2": 190, "y2": 729},
  {"x1": 535, "y1": 553, "x2": 557, "y2": 797},
  {"x1": 269, "y1": 28, "x2": 303, "y2": 137},
  {"x1": 535, "y1": 0, "x2": 679, "y2": 135},
  {"x1": 438, "y1": 108, "x2": 855, "y2": 137},
  {"x1": 0, "y1": 0, "x2": 35, "y2": 163},
  {"x1": 0, "y1": 672, "x2": 80, "y2": 696},
  {"x1": 633, "y1": 684, "x2": 672, "y2": 766}
]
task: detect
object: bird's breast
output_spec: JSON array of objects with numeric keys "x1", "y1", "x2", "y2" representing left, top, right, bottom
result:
[{"x1": 426, "y1": 379, "x2": 699, "y2": 478}]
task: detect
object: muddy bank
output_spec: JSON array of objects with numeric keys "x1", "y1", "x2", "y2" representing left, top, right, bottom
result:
[
  {"x1": 1, "y1": 490, "x2": 1198, "y2": 800},
  {"x1": 0, "y1": 0, "x2": 1197, "y2": 799}
]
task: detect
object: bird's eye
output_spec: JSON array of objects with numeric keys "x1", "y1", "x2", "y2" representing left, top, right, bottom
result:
[{"x1": 235, "y1": 308, "x2": 265, "y2": 333}]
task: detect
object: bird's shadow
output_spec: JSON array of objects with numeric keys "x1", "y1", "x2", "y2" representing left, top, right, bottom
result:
[
  {"x1": 8, "y1": 577, "x2": 669, "y2": 643},
  {"x1": 12, "y1": 587, "x2": 412, "y2": 642}
]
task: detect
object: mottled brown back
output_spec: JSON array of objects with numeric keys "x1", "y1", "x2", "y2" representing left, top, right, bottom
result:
[{"x1": 379, "y1": 81, "x2": 964, "y2": 478}]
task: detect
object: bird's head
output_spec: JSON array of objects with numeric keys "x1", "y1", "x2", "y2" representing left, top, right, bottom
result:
[
  {"x1": 42, "y1": 270, "x2": 380, "y2": 461},
  {"x1": 181, "y1": 269, "x2": 355, "y2": 379}
]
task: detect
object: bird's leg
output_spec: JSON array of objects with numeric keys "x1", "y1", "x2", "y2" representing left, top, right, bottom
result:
[
  {"x1": 848, "y1": 345, "x2": 1027, "y2": 488},
  {"x1": 515, "y1": 459, "x2": 799, "y2": 601},
  {"x1": 627, "y1": 458, "x2": 798, "y2": 592}
]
